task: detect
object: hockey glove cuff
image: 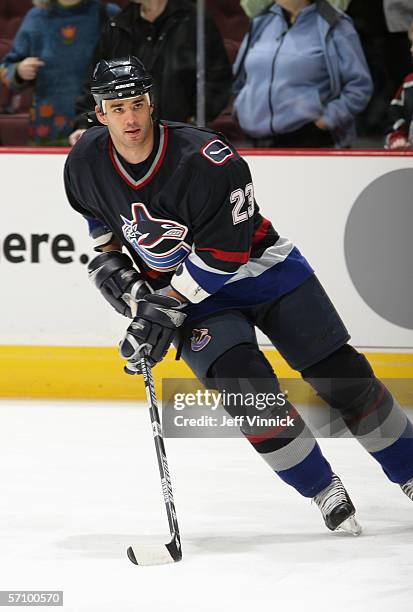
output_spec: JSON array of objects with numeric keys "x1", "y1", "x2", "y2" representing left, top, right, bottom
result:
[{"x1": 119, "y1": 294, "x2": 186, "y2": 374}]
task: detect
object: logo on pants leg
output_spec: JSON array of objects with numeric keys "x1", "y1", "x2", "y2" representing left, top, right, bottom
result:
[{"x1": 190, "y1": 328, "x2": 211, "y2": 352}]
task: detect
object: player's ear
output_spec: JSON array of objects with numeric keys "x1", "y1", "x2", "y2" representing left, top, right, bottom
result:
[{"x1": 95, "y1": 105, "x2": 108, "y2": 126}]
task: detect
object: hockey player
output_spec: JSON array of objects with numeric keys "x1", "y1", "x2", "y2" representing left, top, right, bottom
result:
[{"x1": 64, "y1": 56, "x2": 413, "y2": 535}]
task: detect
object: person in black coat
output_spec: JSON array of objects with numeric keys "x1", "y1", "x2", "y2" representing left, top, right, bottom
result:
[
  {"x1": 69, "y1": 0, "x2": 232, "y2": 145},
  {"x1": 347, "y1": 0, "x2": 412, "y2": 136}
]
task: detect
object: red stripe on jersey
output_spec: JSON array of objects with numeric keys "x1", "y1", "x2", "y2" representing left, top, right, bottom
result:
[
  {"x1": 252, "y1": 217, "x2": 271, "y2": 247},
  {"x1": 108, "y1": 125, "x2": 169, "y2": 190},
  {"x1": 139, "y1": 125, "x2": 169, "y2": 189},
  {"x1": 108, "y1": 138, "x2": 134, "y2": 186},
  {"x1": 392, "y1": 73, "x2": 413, "y2": 104},
  {"x1": 403, "y1": 72, "x2": 413, "y2": 86},
  {"x1": 142, "y1": 269, "x2": 163, "y2": 280},
  {"x1": 387, "y1": 126, "x2": 408, "y2": 147},
  {"x1": 197, "y1": 247, "x2": 250, "y2": 264},
  {"x1": 391, "y1": 85, "x2": 404, "y2": 104}
]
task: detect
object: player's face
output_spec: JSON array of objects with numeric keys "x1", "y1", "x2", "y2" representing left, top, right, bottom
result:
[{"x1": 96, "y1": 95, "x2": 154, "y2": 150}]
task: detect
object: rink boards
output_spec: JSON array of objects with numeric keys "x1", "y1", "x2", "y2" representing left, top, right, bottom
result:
[{"x1": 0, "y1": 147, "x2": 412, "y2": 398}]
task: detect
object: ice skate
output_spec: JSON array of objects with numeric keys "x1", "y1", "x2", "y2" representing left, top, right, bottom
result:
[
  {"x1": 313, "y1": 474, "x2": 362, "y2": 536},
  {"x1": 400, "y1": 477, "x2": 413, "y2": 501}
]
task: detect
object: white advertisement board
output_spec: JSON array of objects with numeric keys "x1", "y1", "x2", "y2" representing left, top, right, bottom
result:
[{"x1": 0, "y1": 150, "x2": 412, "y2": 349}]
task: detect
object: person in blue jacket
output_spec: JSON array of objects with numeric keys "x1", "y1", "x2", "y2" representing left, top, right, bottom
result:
[
  {"x1": 0, "y1": 0, "x2": 119, "y2": 145},
  {"x1": 233, "y1": 0, "x2": 373, "y2": 148}
]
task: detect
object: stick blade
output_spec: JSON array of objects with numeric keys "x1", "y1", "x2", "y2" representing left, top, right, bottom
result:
[{"x1": 127, "y1": 535, "x2": 182, "y2": 566}]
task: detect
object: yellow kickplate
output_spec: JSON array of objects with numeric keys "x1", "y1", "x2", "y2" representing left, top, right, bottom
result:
[{"x1": 0, "y1": 346, "x2": 412, "y2": 402}]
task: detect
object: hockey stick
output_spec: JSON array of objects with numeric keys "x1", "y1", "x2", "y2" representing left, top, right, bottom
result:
[{"x1": 127, "y1": 355, "x2": 182, "y2": 566}]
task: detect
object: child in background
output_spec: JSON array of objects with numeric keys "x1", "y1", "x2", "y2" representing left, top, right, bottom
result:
[{"x1": 0, "y1": 0, "x2": 119, "y2": 145}]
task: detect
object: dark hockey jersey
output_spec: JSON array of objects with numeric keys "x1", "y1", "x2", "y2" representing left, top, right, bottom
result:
[
  {"x1": 386, "y1": 72, "x2": 413, "y2": 148},
  {"x1": 64, "y1": 121, "x2": 313, "y2": 320}
]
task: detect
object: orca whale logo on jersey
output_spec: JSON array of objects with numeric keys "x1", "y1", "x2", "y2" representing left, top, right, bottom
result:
[
  {"x1": 190, "y1": 328, "x2": 212, "y2": 352},
  {"x1": 201, "y1": 139, "x2": 234, "y2": 166},
  {"x1": 121, "y1": 203, "x2": 191, "y2": 272}
]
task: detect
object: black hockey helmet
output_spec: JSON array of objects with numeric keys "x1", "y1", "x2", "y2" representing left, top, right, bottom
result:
[{"x1": 91, "y1": 56, "x2": 153, "y2": 112}]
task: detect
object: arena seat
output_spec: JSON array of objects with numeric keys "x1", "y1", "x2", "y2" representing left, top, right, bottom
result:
[
  {"x1": 0, "y1": 0, "x2": 32, "y2": 39},
  {"x1": 0, "y1": 36, "x2": 11, "y2": 110},
  {"x1": 0, "y1": 36, "x2": 32, "y2": 145},
  {"x1": 205, "y1": 1, "x2": 250, "y2": 145},
  {"x1": 0, "y1": 112, "x2": 29, "y2": 145},
  {"x1": 0, "y1": 37, "x2": 32, "y2": 112},
  {"x1": 206, "y1": 0, "x2": 249, "y2": 45}
]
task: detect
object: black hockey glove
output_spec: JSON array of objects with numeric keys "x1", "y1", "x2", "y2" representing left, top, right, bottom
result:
[
  {"x1": 88, "y1": 251, "x2": 152, "y2": 318},
  {"x1": 119, "y1": 294, "x2": 186, "y2": 374}
]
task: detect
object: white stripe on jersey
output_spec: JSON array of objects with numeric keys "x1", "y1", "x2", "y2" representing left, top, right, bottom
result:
[
  {"x1": 225, "y1": 236, "x2": 294, "y2": 286},
  {"x1": 188, "y1": 251, "x2": 235, "y2": 275}
]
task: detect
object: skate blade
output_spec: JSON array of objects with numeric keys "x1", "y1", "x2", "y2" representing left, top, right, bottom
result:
[{"x1": 336, "y1": 515, "x2": 362, "y2": 536}]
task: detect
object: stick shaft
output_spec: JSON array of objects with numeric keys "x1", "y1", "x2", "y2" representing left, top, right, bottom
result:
[{"x1": 140, "y1": 357, "x2": 180, "y2": 539}]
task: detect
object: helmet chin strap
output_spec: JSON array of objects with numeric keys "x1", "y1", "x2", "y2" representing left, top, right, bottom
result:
[{"x1": 101, "y1": 93, "x2": 151, "y2": 114}]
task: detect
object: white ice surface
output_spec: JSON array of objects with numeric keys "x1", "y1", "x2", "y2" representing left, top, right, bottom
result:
[{"x1": 0, "y1": 399, "x2": 412, "y2": 612}]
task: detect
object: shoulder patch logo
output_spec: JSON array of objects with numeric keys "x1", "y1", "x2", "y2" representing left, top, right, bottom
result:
[{"x1": 201, "y1": 139, "x2": 234, "y2": 166}]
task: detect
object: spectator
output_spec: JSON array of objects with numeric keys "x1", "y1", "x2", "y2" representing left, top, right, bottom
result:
[
  {"x1": 385, "y1": 20, "x2": 413, "y2": 150},
  {"x1": 240, "y1": 0, "x2": 350, "y2": 19},
  {"x1": 383, "y1": 0, "x2": 413, "y2": 35},
  {"x1": 233, "y1": 0, "x2": 373, "y2": 148},
  {"x1": 240, "y1": 0, "x2": 272, "y2": 18},
  {"x1": 328, "y1": 0, "x2": 350, "y2": 8},
  {"x1": 347, "y1": 0, "x2": 413, "y2": 138},
  {"x1": 0, "y1": 0, "x2": 119, "y2": 146},
  {"x1": 69, "y1": 0, "x2": 232, "y2": 146}
]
